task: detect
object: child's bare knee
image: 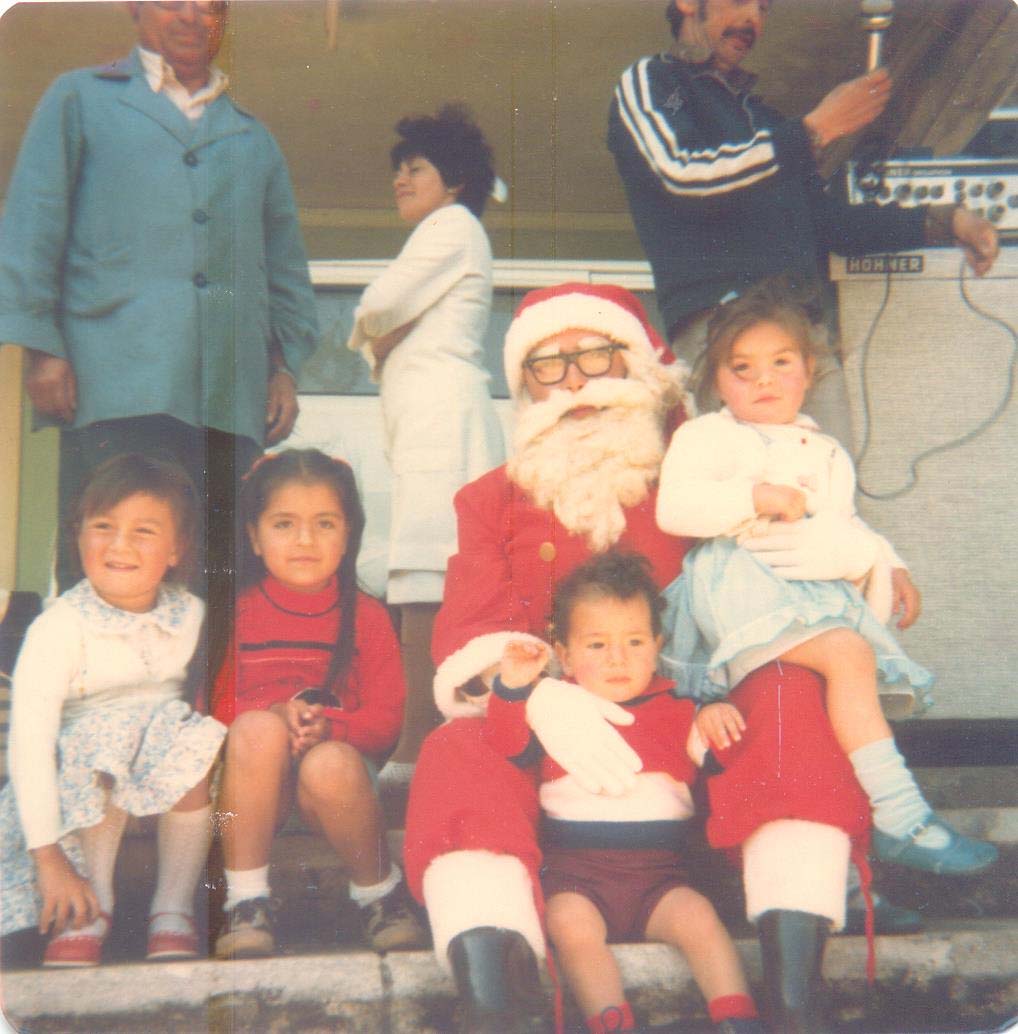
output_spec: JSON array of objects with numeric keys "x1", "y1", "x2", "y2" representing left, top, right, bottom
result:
[
  {"x1": 788, "y1": 628, "x2": 875, "y2": 677},
  {"x1": 225, "y1": 709, "x2": 288, "y2": 762},
  {"x1": 648, "y1": 885, "x2": 719, "y2": 942},
  {"x1": 297, "y1": 740, "x2": 366, "y2": 796},
  {"x1": 547, "y1": 894, "x2": 603, "y2": 949},
  {"x1": 821, "y1": 628, "x2": 875, "y2": 671},
  {"x1": 683, "y1": 889, "x2": 721, "y2": 930}
]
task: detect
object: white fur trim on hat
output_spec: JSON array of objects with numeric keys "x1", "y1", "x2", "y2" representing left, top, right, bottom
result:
[
  {"x1": 434, "y1": 631, "x2": 550, "y2": 719},
  {"x1": 422, "y1": 850, "x2": 546, "y2": 970},
  {"x1": 504, "y1": 292, "x2": 657, "y2": 399},
  {"x1": 743, "y1": 819, "x2": 850, "y2": 930}
]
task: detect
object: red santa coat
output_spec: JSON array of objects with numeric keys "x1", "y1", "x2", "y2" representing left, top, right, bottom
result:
[
  {"x1": 431, "y1": 464, "x2": 691, "y2": 718},
  {"x1": 406, "y1": 464, "x2": 869, "y2": 912}
]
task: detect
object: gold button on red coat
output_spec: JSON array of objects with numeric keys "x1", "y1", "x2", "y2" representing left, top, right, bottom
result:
[{"x1": 538, "y1": 541, "x2": 556, "y2": 563}]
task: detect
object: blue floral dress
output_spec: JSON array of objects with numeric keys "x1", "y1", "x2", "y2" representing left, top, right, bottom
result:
[
  {"x1": 0, "y1": 581, "x2": 225, "y2": 935},
  {"x1": 658, "y1": 413, "x2": 933, "y2": 713}
]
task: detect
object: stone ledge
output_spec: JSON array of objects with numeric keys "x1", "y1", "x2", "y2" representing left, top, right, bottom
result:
[{"x1": 4, "y1": 920, "x2": 1016, "y2": 1034}]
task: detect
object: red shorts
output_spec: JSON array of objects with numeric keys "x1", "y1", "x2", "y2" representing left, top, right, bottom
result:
[{"x1": 541, "y1": 848, "x2": 687, "y2": 943}]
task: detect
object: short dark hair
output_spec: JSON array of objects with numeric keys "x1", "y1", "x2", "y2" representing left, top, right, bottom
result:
[
  {"x1": 551, "y1": 552, "x2": 664, "y2": 643},
  {"x1": 69, "y1": 452, "x2": 199, "y2": 584},
  {"x1": 665, "y1": 0, "x2": 706, "y2": 39},
  {"x1": 699, "y1": 276, "x2": 823, "y2": 398},
  {"x1": 390, "y1": 104, "x2": 496, "y2": 218}
]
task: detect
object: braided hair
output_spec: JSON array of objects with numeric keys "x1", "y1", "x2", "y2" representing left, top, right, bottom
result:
[{"x1": 240, "y1": 450, "x2": 366, "y2": 696}]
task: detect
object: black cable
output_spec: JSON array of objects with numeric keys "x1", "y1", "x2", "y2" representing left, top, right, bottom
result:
[{"x1": 855, "y1": 257, "x2": 1018, "y2": 501}]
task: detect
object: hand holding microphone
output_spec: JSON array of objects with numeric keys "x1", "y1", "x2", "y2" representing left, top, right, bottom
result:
[
  {"x1": 804, "y1": 68, "x2": 892, "y2": 151},
  {"x1": 802, "y1": 0, "x2": 894, "y2": 153}
]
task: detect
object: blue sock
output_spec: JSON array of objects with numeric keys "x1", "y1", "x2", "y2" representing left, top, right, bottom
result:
[{"x1": 849, "y1": 737, "x2": 934, "y2": 841}]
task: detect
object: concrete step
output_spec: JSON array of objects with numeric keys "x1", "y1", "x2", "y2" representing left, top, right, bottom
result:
[
  {"x1": 273, "y1": 813, "x2": 1018, "y2": 931},
  {"x1": 4, "y1": 769, "x2": 1011, "y2": 1031},
  {"x1": 3, "y1": 919, "x2": 1016, "y2": 1033},
  {"x1": 73, "y1": 808, "x2": 1015, "y2": 968},
  {"x1": 5, "y1": 806, "x2": 1008, "y2": 973},
  {"x1": 913, "y1": 767, "x2": 1018, "y2": 810}
]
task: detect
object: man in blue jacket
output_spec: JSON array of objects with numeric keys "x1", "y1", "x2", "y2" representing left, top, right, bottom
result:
[
  {"x1": 0, "y1": 2, "x2": 318, "y2": 659},
  {"x1": 608, "y1": 0, "x2": 999, "y2": 431}
]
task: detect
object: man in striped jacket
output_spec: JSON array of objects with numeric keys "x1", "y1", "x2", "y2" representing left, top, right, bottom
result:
[{"x1": 608, "y1": 0, "x2": 999, "y2": 430}]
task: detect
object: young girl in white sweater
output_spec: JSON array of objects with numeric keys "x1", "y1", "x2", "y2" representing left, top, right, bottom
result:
[
  {"x1": 1, "y1": 454, "x2": 225, "y2": 965},
  {"x1": 656, "y1": 280, "x2": 995, "y2": 876}
]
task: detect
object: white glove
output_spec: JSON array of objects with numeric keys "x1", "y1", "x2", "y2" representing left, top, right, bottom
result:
[
  {"x1": 525, "y1": 677, "x2": 641, "y2": 796},
  {"x1": 742, "y1": 511, "x2": 878, "y2": 582}
]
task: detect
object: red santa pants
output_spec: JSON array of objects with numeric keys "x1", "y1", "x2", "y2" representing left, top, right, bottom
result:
[
  {"x1": 405, "y1": 663, "x2": 869, "y2": 914},
  {"x1": 405, "y1": 717, "x2": 543, "y2": 901},
  {"x1": 706, "y1": 662, "x2": 870, "y2": 849}
]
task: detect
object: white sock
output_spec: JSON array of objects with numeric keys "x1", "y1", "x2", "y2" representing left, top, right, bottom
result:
[
  {"x1": 49, "y1": 807, "x2": 129, "y2": 945},
  {"x1": 348, "y1": 862, "x2": 401, "y2": 907},
  {"x1": 849, "y1": 737, "x2": 947, "y2": 846},
  {"x1": 223, "y1": 865, "x2": 271, "y2": 911},
  {"x1": 78, "y1": 806, "x2": 129, "y2": 916},
  {"x1": 149, "y1": 804, "x2": 212, "y2": 920}
]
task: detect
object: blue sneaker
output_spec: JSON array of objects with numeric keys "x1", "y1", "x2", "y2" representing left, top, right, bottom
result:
[{"x1": 873, "y1": 814, "x2": 998, "y2": 875}]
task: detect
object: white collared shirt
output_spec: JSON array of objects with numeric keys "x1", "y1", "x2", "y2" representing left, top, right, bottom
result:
[{"x1": 138, "y1": 45, "x2": 228, "y2": 121}]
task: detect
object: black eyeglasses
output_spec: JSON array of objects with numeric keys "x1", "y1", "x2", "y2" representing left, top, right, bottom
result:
[
  {"x1": 153, "y1": 2, "x2": 228, "y2": 17},
  {"x1": 523, "y1": 343, "x2": 627, "y2": 386}
]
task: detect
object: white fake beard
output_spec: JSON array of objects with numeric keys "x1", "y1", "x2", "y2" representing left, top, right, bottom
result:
[{"x1": 508, "y1": 378, "x2": 666, "y2": 553}]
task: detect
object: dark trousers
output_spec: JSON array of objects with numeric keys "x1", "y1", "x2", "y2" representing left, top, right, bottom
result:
[{"x1": 57, "y1": 415, "x2": 261, "y2": 683}]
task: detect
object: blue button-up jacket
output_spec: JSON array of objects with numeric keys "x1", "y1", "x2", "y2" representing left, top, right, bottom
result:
[{"x1": 0, "y1": 50, "x2": 318, "y2": 444}]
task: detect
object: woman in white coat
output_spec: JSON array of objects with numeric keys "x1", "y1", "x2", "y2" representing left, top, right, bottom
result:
[{"x1": 348, "y1": 106, "x2": 505, "y2": 778}]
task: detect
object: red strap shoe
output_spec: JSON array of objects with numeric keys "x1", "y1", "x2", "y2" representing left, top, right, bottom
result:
[
  {"x1": 42, "y1": 912, "x2": 112, "y2": 968},
  {"x1": 146, "y1": 912, "x2": 199, "y2": 961}
]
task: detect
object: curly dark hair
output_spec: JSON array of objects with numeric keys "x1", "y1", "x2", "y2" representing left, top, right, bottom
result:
[
  {"x1": 698, "y1": 276, "x2": 824, "y2": 400},
  {"x1": 390, "y1": 103, "x2": 496, "y2": 218},
  {"x1": 551, "y1": 552, "x2": 664, "y2": 644},
  {"x1": 240, "y1": 449, "x2": 366, "y2": 697}
]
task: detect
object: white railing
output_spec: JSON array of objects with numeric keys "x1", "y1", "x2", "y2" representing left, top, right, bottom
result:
[{"x1": 309, "y1": 257, "x2": 654, "y2": 291}]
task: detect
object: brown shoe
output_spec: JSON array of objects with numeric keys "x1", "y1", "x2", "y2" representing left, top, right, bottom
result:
[
  {"x1": 359, "y1": 881, "x2": 429, "y2": 952},
  {"x1": 214, "y1": 897, "x2": 275, "y2": 959}
]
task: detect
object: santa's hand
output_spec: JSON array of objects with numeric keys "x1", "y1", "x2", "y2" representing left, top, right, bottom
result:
[
  {"x1": 526, "y1": 677, "x2": 640, "y2": 796},
  {"x1": 742, "y1": 511, "x2": 878, "y2": 582}
]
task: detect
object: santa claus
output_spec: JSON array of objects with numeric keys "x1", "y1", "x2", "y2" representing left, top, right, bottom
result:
[{"x1": 405, "y1": 283, "x2": 874, "y2": 1033}]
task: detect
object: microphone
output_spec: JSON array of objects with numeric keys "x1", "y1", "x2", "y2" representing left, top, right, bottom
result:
[{"x1": 860, "y1": 0, "x2": 894, "y2": 71}]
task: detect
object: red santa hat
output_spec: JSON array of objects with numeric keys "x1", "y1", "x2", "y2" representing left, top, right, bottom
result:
[{"x1": 503, "y1": 282, "x2": 677, "y2": 400}]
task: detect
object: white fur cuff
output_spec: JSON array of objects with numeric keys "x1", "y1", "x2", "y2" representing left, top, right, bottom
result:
[
  {"x1": 434, "y1": 632, "x2": 549, "y2": 718},
  {"x1": 743, "y1": 819, "x2": 850, "y2": 930},
  {"x1": 422, "y1": 850, "x2": 545, "y2": 971}
]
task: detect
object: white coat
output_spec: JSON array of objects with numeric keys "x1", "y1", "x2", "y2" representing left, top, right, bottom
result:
[{"x1": 348, "y1": 203, "x2": 505, "y2": 598}]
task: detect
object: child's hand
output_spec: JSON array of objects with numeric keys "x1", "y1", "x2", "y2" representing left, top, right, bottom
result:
[
  {"x1": 500, "y1": 640, "x2": 551, "y2": 690},
  {"x1": 32, "y1": 844, "x2": 100, "y2": 934},
  {"x1": 753, "y1": 483, "x2": 807, "y2": 522},
  {"x1": 695, "y1": 702, "x2": 746, "y2": 753},
  {"x1": 890, "y1": 567, "x2": 922, "y2": 630},
  {"x1": 284, "y1": 699, "x2": 329, "y2": 757}
]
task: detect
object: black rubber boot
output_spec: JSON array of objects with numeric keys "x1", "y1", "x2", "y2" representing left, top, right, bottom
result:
[
  {"x1": 757, "y1": 909, "x2": 830, "y2": 1034},
  {"x1": 447, "y1": 926, "x2": 549, "y2": 1034}
]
